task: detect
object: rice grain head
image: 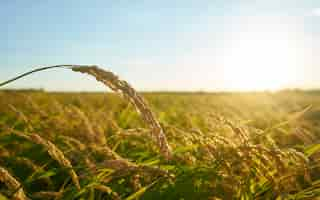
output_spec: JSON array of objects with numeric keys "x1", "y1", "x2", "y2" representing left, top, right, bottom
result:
[
  {"x1": 0, "y1": 167, "x2": 28, "y2": 200},
  {"x1": 11, "y1": 130, "x2": 81, "y2": 190},
  {"x1": 71, "y1": 66, "x2": 172, "y2": 160}
]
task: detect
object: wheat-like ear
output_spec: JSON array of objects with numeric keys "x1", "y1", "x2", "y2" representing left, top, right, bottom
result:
[
  {"x1": 10, "y1": 130, "x2": 81, "y2": 190},
  {"x1": 0, "y1": 167, "x2": 28, "y2": 200},
  {"x1": 0, "y1": 65, "x2": 172, "y2": 160},
  {"x1": 71, "y1": 66, "x2": 172, "y2": 159}
]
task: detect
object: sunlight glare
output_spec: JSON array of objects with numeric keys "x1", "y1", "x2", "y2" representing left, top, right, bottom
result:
[{"x1": 220, "y1": 22, "x2": 301, "y2": 91}]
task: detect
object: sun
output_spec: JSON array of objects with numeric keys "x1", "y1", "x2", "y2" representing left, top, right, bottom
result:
[{"x1": 219, "y1": 23, "x2": 301, "y2": 91}]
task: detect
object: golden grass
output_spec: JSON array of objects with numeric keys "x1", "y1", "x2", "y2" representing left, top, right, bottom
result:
[{"x1": 0, "y1": 65, "x2": 320, "y2": 199}]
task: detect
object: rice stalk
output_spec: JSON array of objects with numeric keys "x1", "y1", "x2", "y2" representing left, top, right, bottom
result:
[
  {"x1": 93, "y1": 185, "x2": 120, "y2": 200},
  {"x1": 32, "y1": 191, "x2": 62, "y2": 199},
  {"x1": 10, "y1": 129, "x2": 81, "y2": 190},
  {"x1": 8, "y1": 104, "x2": 33, "y2": 131},
  {"x1": 0, "y1": 166, "x2": 27, "y2": 200},
  {"x1": 0, "y1": 65, "x2": 172, "y2": 160},
  {"x1": 59, "y1": 135, "x2": 86, "y2": 151},
  {"x1": 71, "y1": 105, "x2": 106, "y2": 145},
  {"x1": 71, "y1": 66, "x2": 172, "y2": 159}
]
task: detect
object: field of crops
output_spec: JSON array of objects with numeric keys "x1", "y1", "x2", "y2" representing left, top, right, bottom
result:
[{"x1": 1, "y1": 87, "x2": 320, "y2": 199}]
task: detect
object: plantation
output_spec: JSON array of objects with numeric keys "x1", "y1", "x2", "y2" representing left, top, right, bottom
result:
[
  {"x1": 1, "y1": 85, "x2": 320, "y2": 199},
  {"x1": 0, "y1": 65, "x2": 318, "y2": 200}
]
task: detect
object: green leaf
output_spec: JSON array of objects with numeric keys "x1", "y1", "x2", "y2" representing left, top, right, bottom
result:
[
  {"x1": 125, "y1": 179, "x2": 159, "y2": 200},
  {"x1": 173, "y1": 145, "x2": 198, "y2": 155},
  {"x1": 0, "y1": 193, "x2": 8, "y2": 200},
  {"x1": 37, "y1": 170, "x2": 56, "y2": 179},
  {"x1": 304, "y1": 143, "x2": 320, "y2": 157}
]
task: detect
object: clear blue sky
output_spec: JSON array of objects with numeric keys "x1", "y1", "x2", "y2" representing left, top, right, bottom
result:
[{"x1": 1, "y1": 0, "x2": 319, "y2": 91}]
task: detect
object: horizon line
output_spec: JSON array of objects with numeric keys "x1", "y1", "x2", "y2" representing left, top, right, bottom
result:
[{"x1": 1, "y1": 87, "x2": 320, "y2": 94}]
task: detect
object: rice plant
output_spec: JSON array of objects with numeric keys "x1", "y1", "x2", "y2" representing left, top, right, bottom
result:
[{"x1": 0, "y1": 65, "x2": 320, "y2": 199}]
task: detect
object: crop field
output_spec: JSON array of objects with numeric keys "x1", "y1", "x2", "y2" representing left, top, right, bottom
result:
[
  {"x1": 3, "y1": 0, "x2": 320, "y2": 199},
  {"x1": 1, "y1": 85, "x2": 320, "y2": 199},
  {"x1": 0, "y1": 63, "x2": 318, "y2": 200}
]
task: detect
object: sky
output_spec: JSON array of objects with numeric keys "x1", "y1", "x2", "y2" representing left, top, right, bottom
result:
[{"x1": 1, "y1": 0, "x2": 319, "y2": 91}]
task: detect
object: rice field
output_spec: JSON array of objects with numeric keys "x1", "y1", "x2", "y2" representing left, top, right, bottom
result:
[{"x1": 1, "y1": 67, "x2": 320, "y2": 199}]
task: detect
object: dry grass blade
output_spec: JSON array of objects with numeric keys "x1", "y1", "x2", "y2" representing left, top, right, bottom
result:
[
  {"x1": 89, "y1": 145, "x2": 122, "y2": 160},
  {"x1": 93, "y1": 185, "x2": 120, "y2": 200},
  {"x1": 32, "y1": 191, "x2": 62, "y2": 199},
  {"x1": 0, "y1": 167, "x2": 27, "y2": 200},
  {"x1": 71, "y1": 66, "x2": 172, "y2": 159}
]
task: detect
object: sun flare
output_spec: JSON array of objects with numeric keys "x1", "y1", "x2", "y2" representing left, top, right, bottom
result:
[{"x1": 220, "y1": 22, "x2": 301, "y2": 91}]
